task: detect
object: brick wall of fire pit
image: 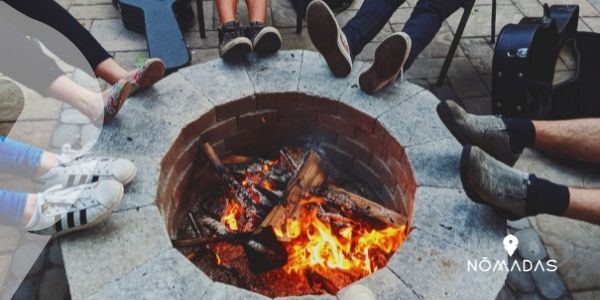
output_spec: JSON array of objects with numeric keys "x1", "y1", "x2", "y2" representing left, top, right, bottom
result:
[{"x1": 58, "y1": 51, "x2": 508, "y2": 300}]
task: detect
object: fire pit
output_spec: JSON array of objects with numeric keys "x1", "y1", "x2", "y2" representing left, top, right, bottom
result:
[{"x1": 59, "y1": 51, "x2": 508, "y2": 300}]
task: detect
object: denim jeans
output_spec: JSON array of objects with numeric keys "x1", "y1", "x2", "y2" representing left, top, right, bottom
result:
[
  {"x1": 0, "y1": 137, "x2": 43, "y2": 226},
  {"x1": 341, "y1": 0, "x2": 467, "y2": 69}
]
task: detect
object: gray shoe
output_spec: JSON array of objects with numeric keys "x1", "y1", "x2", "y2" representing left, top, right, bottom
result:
[
  {"x1": 437, "y1": 100, "x2": 520, "y2": 166},
  {"x1": 460, "y1": 145, "x2": 531, "y2": 219}
]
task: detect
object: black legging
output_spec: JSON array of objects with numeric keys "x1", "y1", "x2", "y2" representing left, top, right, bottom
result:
[{"x1": 0, "y1": 0, "x2": 111, "y2": 94}]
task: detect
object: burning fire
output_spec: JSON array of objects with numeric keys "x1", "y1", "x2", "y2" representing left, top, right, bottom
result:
[
  {"x1": 221, "y1": 199, "x2": 244, "y2": 232},
  {"x1": 274, "y1": 197, "x2": 406, "y2": 276}
]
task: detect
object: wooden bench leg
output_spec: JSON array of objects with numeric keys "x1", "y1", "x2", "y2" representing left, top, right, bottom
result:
[
  {"x1": 197, "y1": 0, "x2": 206, "y2": 38},
  {"x1": 436, "y1": 0, "x2": 475, "y2": 87}
]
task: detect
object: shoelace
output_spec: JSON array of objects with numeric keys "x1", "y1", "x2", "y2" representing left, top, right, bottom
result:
[
  {"x1": 58, "y1": 144, "x2": 82, "y2": 164},
  {"x1": 42, "y1": 184, "x2": 94, "y2": 216}
]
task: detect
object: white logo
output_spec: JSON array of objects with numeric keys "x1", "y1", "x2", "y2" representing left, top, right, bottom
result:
[{"x1": 503, "y1": 234, "x2": 519, "y2": 257}]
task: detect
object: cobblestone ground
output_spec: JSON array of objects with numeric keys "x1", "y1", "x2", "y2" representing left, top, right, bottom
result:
[{"x1": 5, "y1": 0, "x2": 600, "y2": 299}]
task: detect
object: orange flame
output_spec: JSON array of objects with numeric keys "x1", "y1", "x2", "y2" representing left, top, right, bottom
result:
[
  {"x1": 221, "y1": 199, "x2": 244, "y2": 232},
  {"x1": 274, "y1": 197, "x2": 406, "y2": 276}
]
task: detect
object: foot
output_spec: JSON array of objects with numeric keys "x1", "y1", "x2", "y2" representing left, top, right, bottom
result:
[
  {"x1": 28, "y1": 180, "x2": 124, "y2": 237},
  {"x1": 127, "y1": 58, "x2": 166, "y2": 94},
  {"x1": 306, "y1": 0, "x2": 352, "y2": 77},
  {"x1": 460, "y1": 145, "x2": 531, "y2": 219},
  {"x1": 101, "y1": 79, "x2": 132, "y2": 124},
  {"x1": 359, "y1": 32, "x2": 411, "y2": 94},
  {"x1": 218, "y1": 21, "x2": 252, "y2": 60},
  {"x1": 36, "y1": 145, "x2": 137, "y2": 189},
  {"x1": 437, "y1": 100, "x2": 520, "y2": 166},
  {"x1": 245, "y1": 22, "x2": 282, "y2": 55}
]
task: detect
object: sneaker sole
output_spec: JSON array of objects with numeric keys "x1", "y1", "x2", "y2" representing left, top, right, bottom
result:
[
  {"x1": 306, "y1": 1, "x2": 352, "y2": 77},
  {"x1": 253, "y1": 27, "x2": 282, "y2": 54},
  {"x1": 102, "y1": 80, "x2": 132, "y2": 125},
  {"x1": 359, "y1": 32, "x2": 411, "y2": 94},
  {"x1": 137, "y1": 59, "x2": 166, "y2": 91},
  {"x1": 50, "y1": 183, "x2": 124, "y2": 239},
  {"x1": 121, "y1": 165, "x2": 137, "y2": 186},
  {"x1": 460, "y1": 145, "x2": 521, "y2": 220},
  {"x1": 220, "y1": 37, "x2": 252, "y2": 60}
]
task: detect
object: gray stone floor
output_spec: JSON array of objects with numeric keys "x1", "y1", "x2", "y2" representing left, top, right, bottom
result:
[{"x1": 6, "y1": 0, "x2": 600, "y2": 299}]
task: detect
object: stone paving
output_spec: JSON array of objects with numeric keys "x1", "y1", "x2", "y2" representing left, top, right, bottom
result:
[{"x1": 3, "y1": 0, "x2": 600, "y2": 299}]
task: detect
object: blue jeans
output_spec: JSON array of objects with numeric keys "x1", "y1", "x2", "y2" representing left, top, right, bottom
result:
[
  {"x1": 0, "y1": 137, "x2": 43, "y2": 226},
  {"x1": 341, "y1": 0, "x2": 467, "y2": 69}
]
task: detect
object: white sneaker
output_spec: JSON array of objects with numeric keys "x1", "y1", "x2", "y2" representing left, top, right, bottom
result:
[
  {"x1": 36, "y1": 145, "x2": 137, "y2": 189},
  {"x1": 28, "y1": 180, "x2": 124, "y2": 237}
]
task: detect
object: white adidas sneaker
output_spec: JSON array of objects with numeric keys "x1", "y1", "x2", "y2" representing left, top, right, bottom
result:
[
  {"x1": 37, "y1": 145, "x2": 137, "y2": 189},
  {"x1": 28, "y1": 180, "x2": 124, "y2": 237}
]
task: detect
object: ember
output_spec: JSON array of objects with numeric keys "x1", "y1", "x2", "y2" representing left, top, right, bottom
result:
[{"x1": 174, "y1": 144, "x2": 408, "y2": 297}]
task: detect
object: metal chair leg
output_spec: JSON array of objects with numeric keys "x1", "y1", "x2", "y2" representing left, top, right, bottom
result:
[
  {"x1": 296, "y1": 0, "x2": 304, "y2": 34},
  {"x1": 436, "y1": 0, "x2": 475, "y2": 87},
  {"x1": 491, "y1": 0, "x2": 497, "y2": 44},
  {"x1": 197, "y1": 0, "x2": 206, "y2": 38}
]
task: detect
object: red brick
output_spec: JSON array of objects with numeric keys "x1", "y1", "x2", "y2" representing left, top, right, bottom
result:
[
  {"x1": 386, "y1": 139, "x2": 405, "y2": 165},
  {"x1": 388, "y1": 156, "x2": 416, "y2": 202},
  {"x1": 318, "y1": 113, "x2": 355, "y2": 137},
  {"x1": 370, "y1": 155, "x2": 396, "y2": 190},
  {"x1": 180, "y1": 109, "x2": 217, "y2": 142},
  {"x1": 238, "y1": 109, "x2": 277, "y2": 131},
  {"x1": 355, "y1": 128, "x2": 388, "y2": 158},
  {"x1": 256, "y1": 93, "x2": 297, "y2": 109},
  {"x1": 353, "y1": 159, "x2": 383, "y2": 195},
  {"x1": 215, "y1": 96, "x2": 256, "y2": 121},
  {"x1": 338, "y1": 135, "x2": 371, "y2": 166},
  {"x1": 321, "y1": 142, "x2": 354, "y2": 171},
  {"x1": 224, "y1": 130, "x2": 261, "y2": 152},
  {"x1": 200, "y1": 117, "x2": 238, "y2": 144},
  {"x1": 278, "y1": 107, "x2": 317, "y2": 124},
  {"x1": 297, "y1": 94, "x2": 338, "y2": 114},
  {"x1": 338, "y1": 103, "x2": 376, "y2": 132}
]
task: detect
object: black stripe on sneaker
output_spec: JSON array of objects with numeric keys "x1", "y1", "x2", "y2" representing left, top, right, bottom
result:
[
  {"x1": 80, "y1": 210, "x2": 87, "y2": 225},
  {"x1": 55, "y1": 220, "x2": 63, "y2": 232},
  {"x1": 91, "y1": 175, "x2": 99, "y2": 183},
  {"x1": 67, "y1": 175, "x2": 75, "y2": 187},
  {"x1": 78, "y1": 175, "x2": 87, "y2": 185},
  {"x1": 67, "y1": 212, "x2": 75, "y2": 228}
]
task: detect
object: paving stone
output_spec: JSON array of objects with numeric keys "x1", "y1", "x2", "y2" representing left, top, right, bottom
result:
[
  {"x1": 447, "y1": 57, "x2": 489, "y2": 98},
  {"x1": 388, "y1": 229, "x2": 506, "y2": 299},
  {"x1": 389, "y1": 7, "x2": 413, "y2": 25},
  {"x1": 184, "y1": 30, "x2": 219, "y2": 49},
  {"x1": 404, "y1": 138, "x2": 462, "y2": 189},
  {"x1": 582, "y1": 17, "x2": 600, "y2": 31},
  {"x1": 9, "y1": 234, "x2": 50, "y2": 279},
  {"x1": 112, "y1": 51, "x2": 149, "y2": 71},
  {"x1": 0, "y1": 226, "x2": 19, "y2": 252},
  {"x1": 131, "y1": 71, "x2": 215, "y2": 128},
  {"x1": 89, "y1": 249, "x2": 212, "y2": 300},
  {"x1": 412, "y1": 187, "x2": 506, "y2": 254},
  {"x1": 355, "y1": 41, "x2": 378, "y2": 61},
  {"x1": 460, "y1": 38, "x2": 494, "y2": 74},
  {"x1": 68, "y1": 4, "x2": 119, "y2": 19},
  {"x1": 179, "y1": 57, "x2": 254, "y2": 107},
  {"x1": 531, "y1": 268, "x2": 568, "y2": 300},
  {"x1": 447, "y1": 5, "x2": 523, "y2": 38},
  {"x1": 61, "y1": 205, "x2": 172, "y2": 300},
  {"x1": 200, "y1": 282, "x2": 270, "y2": 300},
  {"x1": 14, "y1": 87, "x2": 63, "y2": 121},
  {"x1": 281, "y1": 31, "x2": 316, "y2": 51},
  {"x1": 529, "y1": 214, "x2": 600, "y2": 292},
  {"x1": 514, "y1": 228, "x2": 548, "y2": 262},
  {"x1": 298, "y1": 51, "x2": 363, "y2": 100},
  {"x1": 245, "y1": 50, "x2": 303, "y2": 94},
  {"x1": 572, "y1": 290, "x2": 600, "y2": 300},
  {"x1": 190, "y1": 48, "x2": 220, "y2": 65},
  {"x1": 89, "y1": 19, "x2": 147, "y2": 52},
  {"x1": 0, "y1": 255, "x2": 11, "y2": 293},
  {"x1": 275, "y1": 295, "x2": 336, "y2": 300},
  {"x1": 543, "y1": 0, "x2": 599, "y2": 17},
  {"x1": 405, "y1": 58, "x2": 445, "y2": 79},
  {"x1": 378, "y1": 90, "x2": 450, "y2": 147},
  {"x1": 80, "y1": 124, "x2": 99, "y2": 150},
  {"x1": 514, "y1": 0, "x2": 544, "y2": 16},
  {"x1": 188, "y1": 0, "x2": 214, "y2": 31},
  {"x1": 337, "y1": 268, "x2": 417, "y2": 300},
  {"x1": 60, "y1": 108, "x2": 90, "y2": 124},
  {"x1": 39, "y1": 267, "x2": 70, "y2": 300},
  {"x1": 51, "y1": 124, "x2": 81, "y2": 148}
]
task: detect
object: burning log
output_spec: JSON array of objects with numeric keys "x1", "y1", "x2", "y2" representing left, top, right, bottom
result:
[
  {"x1": 221, "y1": 154, "x2": 255, "y2": 165},
  {"x1": 327, "y1": 185, "x2": 407, "y2": 227},
  {"x1": 199, "y1": 217, "x2": 229, "y2": 235},
  {"x1": 260, "y1": 151, "x2": 327, "y2": 241},
  {"x1": 306, "y1": 269, "x2": 339, "y2": 294}
]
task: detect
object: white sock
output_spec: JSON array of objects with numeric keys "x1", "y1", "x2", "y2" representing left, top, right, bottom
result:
[{"x1": 24, "y1": 194, "x2": 42, "y2": 230}]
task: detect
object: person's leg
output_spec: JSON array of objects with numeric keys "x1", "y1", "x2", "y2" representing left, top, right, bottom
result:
[
  {"x1": 341, "y1": 0, "x2": 406, "y2": 58},
  {"x1": 217, "y1": 0, "x2": 239, "y2": 25},
  {"x1": 532, "y1": 119, "x2": 600, "y2": 163},
  {"x1": 0, "y1": 190, "x2": 28, "y2": 227},
  {"x1": 246, "y1": 0, "x2": 267, "y2": 23},
  {"x1": 46, "y1": 76, "x2": 104, "y2": 122},
  {"x1": 401, "y1": 0, "x2": 466, "y2": 69},
  {"x1": 565, "y1": 188, "x2": 600, "y2": 224}
]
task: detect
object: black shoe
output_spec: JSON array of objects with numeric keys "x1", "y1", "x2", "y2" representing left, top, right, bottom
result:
[
  {"x1": 359, "y1": 32, "x2": 411, "y2": 94},
  {"x1": 306, "y1": 0, "x2": 352, "y2": 77},
  {"x1": 218, "y1": 21, "x2": 252, "y2": 60},
  {"x1": 460, "y1": 145, "x2": 530, "y2": 220},
  {"x1": 245, "y1": 22, "x2": 282, "y2": 55}
]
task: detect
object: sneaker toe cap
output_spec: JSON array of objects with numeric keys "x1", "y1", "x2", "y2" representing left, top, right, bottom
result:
[
  {"x1": 111, "y1": 159, "x2": 137, "y2": 184},
  {"x1": 93, "y1": 180, "x2": 124, "y2": 209}
]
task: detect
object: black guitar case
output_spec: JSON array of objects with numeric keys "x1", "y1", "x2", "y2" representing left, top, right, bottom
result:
[
  {"x1": 492, "y1": 4, "x2": 580, "y2": 119},
  {"x1": 113, "y1": 0, "x2": 193, "y2": 73}
]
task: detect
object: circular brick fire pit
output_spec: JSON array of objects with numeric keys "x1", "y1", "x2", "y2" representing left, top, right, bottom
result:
[{"x1": 59, "y1": 51, "x2": 507, "y2": 300}]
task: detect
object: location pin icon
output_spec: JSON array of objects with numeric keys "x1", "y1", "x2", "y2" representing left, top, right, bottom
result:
[{"x1": 503, "y1": 234, "x2": 519, "y2": 257}]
